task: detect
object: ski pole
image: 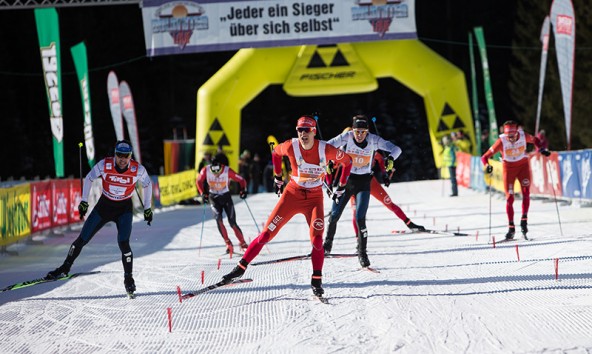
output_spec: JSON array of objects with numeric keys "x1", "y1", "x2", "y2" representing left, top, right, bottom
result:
[
  {"x1": 313, "y1": 114, "x2": 323, "y2": 139},
  {"x1": 243, "y1": 198, "x2": 271, "y2": 254},
  {"x1": 198, "y1": 201, "x2": 206, "y2": 256},
  {"x1": 371, "y1": 116, "x2": 380, "y2": 135},
  {"x1": 546, "y1": 159, "x2": 563, "y2": 237},
  {"x1": 78, "y1": 142, "x2": 84, "y2": 192},
  {"x1": 488, "y1": 170, "x2": 492, "y2": 243}
]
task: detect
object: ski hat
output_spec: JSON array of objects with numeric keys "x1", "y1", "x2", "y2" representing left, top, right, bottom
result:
[
  {"x1": 115, "y1": 140, "x2": 133, "y2": 154},
  {"x1": 296, "y1": 116, "x2": 316, "y2": 129},
  {"x1": 503, "y1": 121, "x2": 518, "y2": 135},
  {"x1": 352, "y1": 115, "x2": 369, "y2": 129}
]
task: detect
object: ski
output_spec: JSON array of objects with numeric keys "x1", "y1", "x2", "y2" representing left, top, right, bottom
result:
[
  {"x1": 1, "y1": 271, "x2": 101, "y2": 293},
  {"x1": 181, "y1": 278, "x2": 253, "y2": 300},
  {"x1": 251, "y1": 253, "x2": 357, "y2": 266},
  {"x1": 361, "y1": 267, "x2": 380, "y2": 273},
  {"x1": 314, "y1": 295, "x2": 329, "y2": 304},
  {"x1": 488, "y1": 237, "x2": 534, "y2": 245},
  {"x1": 391, "y1": 229, "x2": 468, "y2": 236},
  {"x1": 127, "y1": 292, "x2": 136, "y2": 299}
]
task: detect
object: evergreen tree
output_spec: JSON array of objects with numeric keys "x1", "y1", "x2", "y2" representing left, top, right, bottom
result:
[{"x1": 509, "y1": 0, "x2": 591, "y2": 150}]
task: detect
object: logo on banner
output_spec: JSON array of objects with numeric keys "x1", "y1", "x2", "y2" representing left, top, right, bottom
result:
[
  {"x1": 203, "y1": 118, "x2": 230, "y2": 147},
  {"x1": 436, "y1": 103, "x2": 465, "y2": 132},
  {"x1": 352, "y1": 0, "x2": 410, "y2": 37},
  {"x1": 152, "y1": 1, "x2": 209, "y2": 49},
  {"x1": 555, "y1": 15, "x2": 574, "y2": 35},
  {"x1": 284, "y1": 43, "x2": 377, "y2": 95}
]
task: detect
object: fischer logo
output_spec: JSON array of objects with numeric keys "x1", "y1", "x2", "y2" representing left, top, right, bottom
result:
[
  {"x1": 109, "y1": 175, "x2": 131, "y2": 184},
  {"x1": 300, "y1": 71, "x2": 355, "y2": 81}
]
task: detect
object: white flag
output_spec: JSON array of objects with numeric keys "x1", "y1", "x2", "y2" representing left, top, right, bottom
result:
[
  {"x1": 550, "y1": 0, "x2": 575, "y2": 149},
  {"x1": 535, "y1": 16, "x2": 550, "y2": 135},
  {"x1": 119, "y1": 81, "x2": 142, "y2": 163},
  {"x1": 107, "y1": 71, "x2": 124, "y2": 141}
]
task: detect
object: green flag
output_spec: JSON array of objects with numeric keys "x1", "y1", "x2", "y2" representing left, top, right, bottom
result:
[
  {"x1": 468, "y1": 32, "x2": 482, "y2": 156},
  {"x1": 70, "y1": 42, "x2": 95, "y2": 167},
  {"x1": 35, "y1": 8, "x2": 64, "y2": 177},
  {"x1": 473, "y1": 27, "x2": 499, "y2": 147}
]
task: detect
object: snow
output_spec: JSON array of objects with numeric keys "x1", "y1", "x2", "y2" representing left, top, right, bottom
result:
[{"x1": 1, "y1": 180, "x2": 591, "y2": 353}]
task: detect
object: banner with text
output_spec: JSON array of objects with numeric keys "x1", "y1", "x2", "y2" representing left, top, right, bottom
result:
[
  {"x1": 0, "y1": 184, "x2": 31, "y2": 246},
  {"x1": 35, "y1": 8, "x2": 64, "y2": 177},
  {"x1": 71, "y1": 42, "x2": 96, "y2": 167},
  {"x1": 142, "y1": 0, "x2": 417, "y2": 56},
  {"x1": 550, "y1": 0, "x2": 575, "y2": 150},
  {"x1": 535, "y1": 16, "x2": 550, "y2": 135},
  {"x1": 107, "y1": 71, "x2": 125, "y2": 141},
  {"x1": 157, "y1": 169, "x2": 197, "y2": 206}
]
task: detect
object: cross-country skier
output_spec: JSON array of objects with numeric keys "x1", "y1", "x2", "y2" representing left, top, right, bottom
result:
[
  {"x1": 45, "y1": 140, "x2": 153, "y2": 297},
  {"x1": 323, "y1": 115, "x2": 402, "y2": 268},
  {"x1": 220, "y1": 115, "x2": 352, "y2": 298},
  {"x1": 481, "y1": 120, "x2": 551, "y2": 239},
  {"x1": 197, "y1": 158, "x2": 249, "y2": 254}
]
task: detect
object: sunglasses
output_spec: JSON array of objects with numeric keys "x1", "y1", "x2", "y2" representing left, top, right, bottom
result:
[
  {"x1": 353, "y1": 129, "x2": 368, "y2": 134},
  {"x1": 210, "y1": 165, "x2": 222, "y2": 173},
  {"x1": 116, "y1": 152, "x2": 132, "y2": 158},
  {"x1": 296, "y1": 127, "x2": 313, "y2": 133}
]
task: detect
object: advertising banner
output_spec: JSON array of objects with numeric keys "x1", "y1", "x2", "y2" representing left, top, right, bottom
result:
[
  {"x1": 107, "y1": 71, "x2": 125, "y2": 141},
  {"x1": 558, "y1": 151, "x2": 580, "y2": 198},
  {"x1": 550, "y1": 0, "x2": 575, "y2": 149},
  {"x1": 52, "y1": 179, "x2": 70, "y2": 227},
  {"x1": 456, "y1": 152, "x2": 471, "y2": 188},
  {"x1": 119, "y1": 81, "x2": 142, "y2": 163},
  {"x1": 157, "y1": 169, "x2": 197, "y2": 206},
  {"x1": 70, "y1": 41, "x2": 96, "y2": 167},
  {"x1": 142, "y1": 0, "x2": 417, "y2": 56},
  {"x1": 163, "y1": 139, "x2": 196, "y2": 175},
  {"x1": 530, "y1": 152, "x2": 562, "y2": 196},
  {"x1": 34, "y1": 8, "x2": 64, "y2": 177},
  {"x1": 470, "y1": 156, "x2": 487, "y2": 192},
  {"x1": 69, "y1": 179, "x2": 82, "y2": 223},
  {"x1": 580, "y1": 150, "x2": 592, "y2": 199},
  {"x1": 31, "y1": 181, "x2": 53, "y2": 233},
  {"x1": 0, "y1": 184, "x2": 31, "y2": 246}
]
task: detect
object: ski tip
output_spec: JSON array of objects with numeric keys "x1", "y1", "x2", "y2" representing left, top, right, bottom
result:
[{"x1": 127, "y1": 292, "x2": 136, "y2": 299}]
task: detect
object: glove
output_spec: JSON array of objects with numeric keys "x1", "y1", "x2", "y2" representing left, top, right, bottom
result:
[
  {"x1": 239, "y1": 189, "x2": 247, "y2": 199},
  {"x1": 540, "y1": 149, "x2": 551, "y2": 157},
  {"x1": 144, "y1": 208, "x2": 153, "y2": 226},
  {"x1": 78, "y1": 201, "x2": 89, "y2": 220},
  {"x1": 485, "y1": 164, "x2": 493, "y2": 174},
  {"x1": 332, "y1": 185, "x2": 346, "y2": 204},
  {"x1": 325, "y1": 182, "x2": 334, "y2": 198},
  {"x1": 382, "y1": 173, "x2": 391, "y2": 188},
  {"x1": 385, "y1": 155, "x2": 395, "y2": 173},
  {"x1": 202, "y1": 193, "x2": 209, "y2": 204},
  {"x1": 274, "y1": 175, "x2": 284, "y2": 197}
]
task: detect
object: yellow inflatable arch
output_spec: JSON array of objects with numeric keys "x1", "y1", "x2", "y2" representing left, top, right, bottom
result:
[{"x1": 196, "y1": 39, "x2": 475, "y2": 172}]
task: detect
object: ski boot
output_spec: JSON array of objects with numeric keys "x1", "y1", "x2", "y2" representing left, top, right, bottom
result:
[
  {"x1": 311, "y1": 271, "x2": 324, "y2": 297},
  {"x1": 222, "y1": 259, "x2": 248, "y2": 284},
  {"x1": 240, "y1": 243, "x2": 249, "y2": 252},
  {"x1": 520, "y1": 215, "x2": 528, "y2": 240},
  {"x1": 225, "y1": 241, "x2": 234, "y2": 255},
  {"x1": 124, "y1": 273, "x2": 136, "y2": 298},
  {"x1": 45, "y1": 262, "x2": 71, "y2": 280},
  {"x1": 358, "y1": 252, "x2": 371, "y2": 268},
  {"x1": 323, "y1": 238, "x2": 333, "y2": 255},
  {"x1": 505, "y1": 223, "x2": 516, "y2": 240},
  {"x1": 405, "y1": 218, "x2": 426, "y2": 232}
]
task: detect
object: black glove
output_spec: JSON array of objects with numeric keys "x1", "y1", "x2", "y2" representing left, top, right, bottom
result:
[
  {"x1": 274, "y1": 175, "x2": 284, "y2": 197},
  {"x1": 144, "y1": 208, "x2": 153, "y2": 226},
  {"x1": 385, "y1": 155, "x2": 395, "y2": 173},
  {"x1": 78, "y1": 201, "x2": 89, "y2": 220},
  {"x1": 540, "y1": 149, "x2": 551, "y2": 157},
  {"x1": 202, "y1": 193, "x2": 209, "y2": 204},
  {"x1": 382, "y1": 173, "x2": 391, "y2": 187},
  {"x1": 332, "y1": 185, "x2": 346, "y2": 204},
  {"x1": 239, "y1": 189, "x2": 247, "y2": 199},
  {"x1": 485, "y1": 165, "x2": 493, "y2": 174}
]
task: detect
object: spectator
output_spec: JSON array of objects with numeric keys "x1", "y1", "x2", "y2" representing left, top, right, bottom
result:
[
  {"x1": 441, "y1": 135, "x2": 458, "y2": 197},
  {"x1": 249, "y1": 153, "x2": 262, "y2": 194},
  {"x1": 198, "y1": 151, "x2": 213, "y2": 171}
]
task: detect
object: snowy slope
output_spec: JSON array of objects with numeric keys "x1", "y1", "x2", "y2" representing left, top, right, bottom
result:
[{"x1": 1, "y1": 180, "x2": 591, "y2": 354}]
